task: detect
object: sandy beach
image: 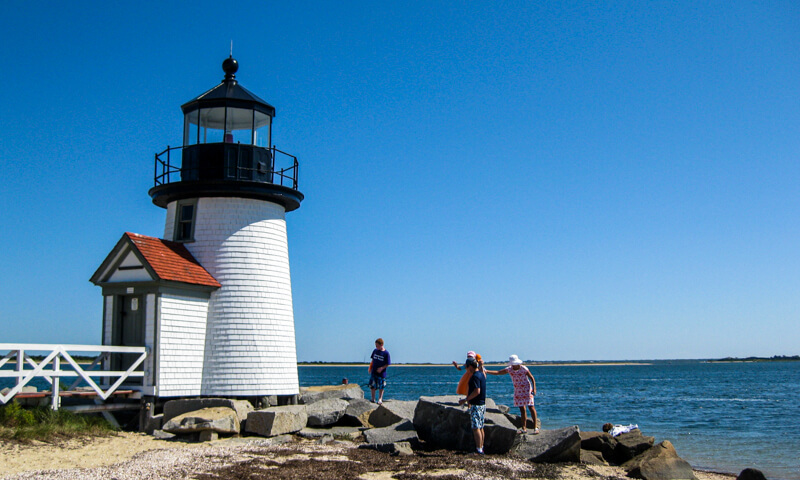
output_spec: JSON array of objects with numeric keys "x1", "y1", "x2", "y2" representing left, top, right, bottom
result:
[{"x1": 0, "y1": 432, "x2": 737, "y2": 480}]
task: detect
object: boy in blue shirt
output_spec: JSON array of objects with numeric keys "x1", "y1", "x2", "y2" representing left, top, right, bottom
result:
[
  {"x1": 458, "y1": 357, "x2": 487, "y2": 454},
  {"x1": 368, "y1": 338, "x2": 391, "y2": 404}
]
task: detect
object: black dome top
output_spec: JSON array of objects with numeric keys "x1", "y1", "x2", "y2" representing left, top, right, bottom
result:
[
  {"x1": 222, "y1": 56, "x2": 239, "y2": 80},
  {"x1": 181, "y1": 56, "x2": 276, "y2": 117}
]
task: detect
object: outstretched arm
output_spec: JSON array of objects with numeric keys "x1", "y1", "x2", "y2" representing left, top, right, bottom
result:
[
  {"x1": 485, "y1": 369, "x2": 508, "y2": 376},
  {"x1": 452, "y1": 361, "x2": 462, "y2": 371}
]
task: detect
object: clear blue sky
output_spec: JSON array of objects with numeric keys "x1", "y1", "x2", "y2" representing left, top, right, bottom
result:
[{"x1": 1, "y1": 1, "x2": 798, "y2": 363}]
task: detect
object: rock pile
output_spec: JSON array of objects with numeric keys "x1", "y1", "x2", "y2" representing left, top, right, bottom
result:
[
  {"x1": 580, "y1": 428, "x2": 699, "y2": 480},
  {"x1": 147, "y1": 386, "x2": 718, "y2": 480}
]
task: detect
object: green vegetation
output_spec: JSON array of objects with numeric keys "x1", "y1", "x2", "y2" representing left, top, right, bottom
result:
[
  {"x1": 0, "y1": 402, "x2": 115, "y2": 443},
  {"x1": 713, "y1": 355, "x2": 800, "y2": 362}
]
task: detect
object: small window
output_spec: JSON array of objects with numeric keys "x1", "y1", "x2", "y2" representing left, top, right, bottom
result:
[{"x1": 174, "y1": 201, "x2": 196, "y2": 242}]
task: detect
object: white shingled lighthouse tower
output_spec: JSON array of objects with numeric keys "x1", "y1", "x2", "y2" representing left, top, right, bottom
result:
[
  {"x1": 151, "y1": 56, "x2": 304, "y2": 397},
  {"x1": 92, "y1": 56, "x2": 303, "y2": 401}
]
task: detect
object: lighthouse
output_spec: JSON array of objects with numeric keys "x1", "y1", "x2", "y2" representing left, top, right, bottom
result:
[{"x1": 91, "y1": 57, "x2": 303, "y2": 401}]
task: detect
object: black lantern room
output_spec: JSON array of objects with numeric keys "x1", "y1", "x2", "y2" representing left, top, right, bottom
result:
[{"x1": 149, "y1": 56, "x2": 303, "y2": 211}]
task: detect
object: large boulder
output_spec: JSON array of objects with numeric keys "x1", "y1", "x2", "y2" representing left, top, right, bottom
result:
[
  {"x1": 412, "y1": 396, "x2": 517, "y2": 454},
  {"x1": 581, "y1": 431, "x2": 618, "y2": 464},
  {"x1": 306, "y1": 398, "x2": 350, "y2": 427},
  {"x1": 615, "y1": 430, "x2": 655, "y2": 463},
  {"x1": 581, "y1": 449, "x2": 609, "y2": 465},
  {"x1": 622, "y1": 440, "x2": 697, "y2": 480},
  {"x1": 369, "y1": 400, "x2": 418, "y2": 428},
  {"x1": 163, "y1": 398, "x2": 253, "y2": 424},
  {"x1": 246, "y1": 405, "x2": 307, "y2": 437},
  {"x1": 737, "y1": 469, "x2": 767, "y2": 480},
  {"x1": 299, "y1": 384, "x2": 364, "y2": 405},
  {"x1": 162, "y1": 407, "x2": 239, "y2": 435},
  {"x1": 511, "y1": 425, "x2": 581, "y2": 463},
  {"x1": 363, "y1": 419, "x2": 420, "y2": 447},
  {"x1": 340, "y1": 398, "x2": 379, "y2": 427}
]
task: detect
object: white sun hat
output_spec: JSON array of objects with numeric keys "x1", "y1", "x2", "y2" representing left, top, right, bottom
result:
[{"x1": 508, "y1": 354, "x2": 523, "y2": 366}]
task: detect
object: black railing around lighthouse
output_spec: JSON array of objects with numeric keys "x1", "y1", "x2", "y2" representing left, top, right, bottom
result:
[{"x1": 153, "y1": 144, "x2": 299, "y2": 191}]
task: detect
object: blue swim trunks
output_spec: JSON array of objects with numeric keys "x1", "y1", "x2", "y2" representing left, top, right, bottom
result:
[
  {"x1": 469, "y1": 405, "x2": 486, "y2": 429},
  {"x1": 369, "y1": 373, "x2": 386, "y2": 390}
]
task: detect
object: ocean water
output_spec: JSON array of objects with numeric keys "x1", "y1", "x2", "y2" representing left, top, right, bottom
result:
[{"x1": 300, "y1": 361, "x2": 800, "y2": 480}]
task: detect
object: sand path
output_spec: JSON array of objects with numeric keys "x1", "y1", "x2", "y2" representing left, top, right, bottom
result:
[{"x1": 0, "y1": 432, "x2": 197, "y2": 476}]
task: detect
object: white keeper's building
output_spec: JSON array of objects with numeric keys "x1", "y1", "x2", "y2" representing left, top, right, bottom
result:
[{"x1": 91, "y1": 57, "x2": 304, "y2": 402}]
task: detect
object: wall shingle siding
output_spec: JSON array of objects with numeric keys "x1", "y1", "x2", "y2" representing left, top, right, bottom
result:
[
  {"x1": 157, "y1": 294, "x2": 208, "y2": 397},
  {"x1": 170, "y1": 197, "x2": 299, "y2": 396}
]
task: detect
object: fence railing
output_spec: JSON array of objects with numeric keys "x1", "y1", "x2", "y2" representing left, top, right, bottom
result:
[
  {"x1": 0, "y1": 344, "x2": 147, "y2": 410},
  {"x1": 154, "y1": 143, "x2": 299, "y2": 190}
]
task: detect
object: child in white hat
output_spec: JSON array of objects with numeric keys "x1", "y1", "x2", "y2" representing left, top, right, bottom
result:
[{"x1": 486, "y1": 354, "x2": 538, "y2": 434}]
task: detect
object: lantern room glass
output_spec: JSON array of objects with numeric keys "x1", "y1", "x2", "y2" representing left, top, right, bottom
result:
[
  {"x1": 183, "y1": 107, "x2": 272, "y2": 146},
  {"x1": 254, "y1": 111, "x2": 272, "y2": 148}
]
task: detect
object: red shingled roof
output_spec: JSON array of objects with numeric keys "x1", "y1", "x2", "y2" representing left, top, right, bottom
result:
[{"x1": 125, "y1": 232, "x2": 220, "y2": 287}]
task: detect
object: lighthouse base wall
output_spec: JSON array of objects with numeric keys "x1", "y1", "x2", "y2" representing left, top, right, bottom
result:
[{"x1": 165, "y1": 197, "x2": 300, "y2": 397}]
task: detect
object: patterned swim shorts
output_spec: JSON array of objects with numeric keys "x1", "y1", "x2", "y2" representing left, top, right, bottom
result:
[
  {"x1": 368, "y1": 373, "x2": 386, "y2": 390},
  {"x1": 469, "y1": 404, "x2": 486, "y2": 429}
]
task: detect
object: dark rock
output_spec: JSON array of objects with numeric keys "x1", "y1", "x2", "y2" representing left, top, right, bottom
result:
[
  {"x1": 511, "y1": 425, "x2": 581, "y2": 463},
  {"x1": 368, "y1": 400, "x2": 418, "y2": 428},
  {"x1": 363, "y1": 419, "x2": 420, "y2": 447},
  {"x1": 504, "y1": 413, "x2": 541, "y2": 431},
  {"x1": 359, "y1": 441, "x2": 414, "y2": 456},
  {"x1": 306, "y1": 398, "x2": 350, "y2": 427},
  {"x1": 298, "y1": 426, "x2": 363, "y2": 442},
  {"x1": 340, "y1": 398, "x2": 379, "y2": 427},
  {"x1": 162, "y1": 407, "x2": 239, "y2": 435},
  {"x1": 199, "y1": 430, "x2": 218, "y2": 442},
  {"x1": 615, "y1": 430, "x2": 655, "y2": 463},
  {"x1": 412, "y1": 395, "x2": 517, "y2": 454},
  {"x1": 581, "y1": 431, "x2": 619, "y2": 463},
  {"x1": 254, "y1": 395, "x2": 278, "y2": 409},
  {"x1": 581, "y1": 430, "x2": 611, "y2": 449},
  {"x1": 581, "y1": 449, "x2": 609, "y2": 465},
  {"x1": 143, "y1": 413, "x2": 164, "y2": 435},
  {"x1": 299, "y1": 384, "x2": 365, "y2": 405},
  {"x1": 622, "y1": 440, "x2": 697, "y2": 480},
  {"x1": 737, "y1": 469, "x2": 767, "y2": 480},
  {"x1": 736, "y1": 468, "x2": 767, "y2": 480},
  {"x1": 246, "y1": 405, "x2": 307, "y2": 437}
]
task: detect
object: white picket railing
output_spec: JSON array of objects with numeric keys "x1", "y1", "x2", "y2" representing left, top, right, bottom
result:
[{"x1": 0, "y1": 344, "x2": 147, "y2": 410}]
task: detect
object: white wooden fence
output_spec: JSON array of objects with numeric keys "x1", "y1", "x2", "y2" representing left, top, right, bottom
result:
[{"x1": 0, "y1": 344, "x2": 147, "y2": 410}]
